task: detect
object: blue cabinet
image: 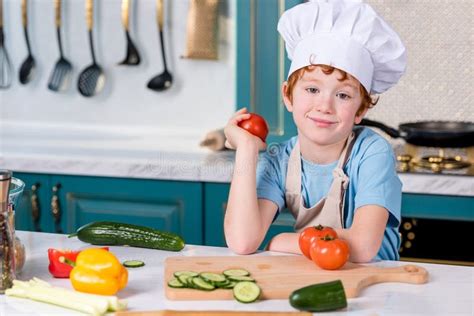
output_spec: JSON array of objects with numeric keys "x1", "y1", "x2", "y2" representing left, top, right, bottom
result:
[{"x1": 13, "y1": 173, "x2": 203, "y2": 245}]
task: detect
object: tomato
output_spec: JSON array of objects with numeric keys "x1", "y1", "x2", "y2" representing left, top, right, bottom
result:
[
  {"x1": 238, "y1": 113, "x2": 269, "y2": 142},
  {"x1": 310, "y1": 235, "x2": 350, "y2": 270},
  {"x1": 299, "y1": 225, "x2": 338, "y2": 260}
]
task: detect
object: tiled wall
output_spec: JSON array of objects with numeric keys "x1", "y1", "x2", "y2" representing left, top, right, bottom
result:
[{"x1": 365, "y1": 0, "x2": 473, "y2": 127}]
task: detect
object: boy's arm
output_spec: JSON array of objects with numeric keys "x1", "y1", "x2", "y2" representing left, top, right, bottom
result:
[
  {"x1": 267, "y1": 205, "x2": 388, "y2": 262},
  {"x1": 224, "y1": 141, "x2": 279, "y2": 254}
]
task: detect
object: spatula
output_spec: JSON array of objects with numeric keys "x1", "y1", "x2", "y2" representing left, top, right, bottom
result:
[
  {"x1": 47, "y1": 0, "x2": 72, "y2": 92},
  {"x1": 0, "y1": 0, "x2": 13, "y2": 89},
  {"x1": 118, "y1": 0, "x2": 140, "y2": 66}
]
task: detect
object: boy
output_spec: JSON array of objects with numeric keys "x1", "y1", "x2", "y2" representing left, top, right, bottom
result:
[{"x1": 224, "y1": 0, "x2": 406, "y2": 262}]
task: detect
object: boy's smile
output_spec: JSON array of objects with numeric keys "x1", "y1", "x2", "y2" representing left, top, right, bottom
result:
[{"x1": 283, "y1": 66, "x2": 367, "y2": 163}]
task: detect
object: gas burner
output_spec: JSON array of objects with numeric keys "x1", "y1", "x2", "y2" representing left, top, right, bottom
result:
[{"x1": 414, "y1": 155, "x2": 471, "y2": 173}]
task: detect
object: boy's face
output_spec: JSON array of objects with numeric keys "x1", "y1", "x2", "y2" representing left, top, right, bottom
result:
[{"x1": 282, "y1": 66, "x2": 367, "y2": 147}]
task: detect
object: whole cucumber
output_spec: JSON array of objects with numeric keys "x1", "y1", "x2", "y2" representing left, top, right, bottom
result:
[
  {"x1": 69, "y1": 221, "x2": 185, "y2": 251},
  {"x1": 289, "y1": 280, "x2": 347, "y2": 312}
]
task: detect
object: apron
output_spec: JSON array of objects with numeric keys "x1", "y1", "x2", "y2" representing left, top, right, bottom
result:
[{"x1": 285, "y1": 133, "x2": 356, "y2": 232}]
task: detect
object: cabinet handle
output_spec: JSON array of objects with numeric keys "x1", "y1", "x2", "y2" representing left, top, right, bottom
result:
[
  {"x1": 51, "y1": 184, "x2": 63, "y2": 233},
  {"x1": 30, "y1": 183, "x2": 41, "y2": 232}
]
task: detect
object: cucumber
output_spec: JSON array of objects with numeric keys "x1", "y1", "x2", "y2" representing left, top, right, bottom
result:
[
  {"x1": 289, "y1": 280, "x2": 347, "y2": 312},
  {"x1": 174, "y1": 271, "x2": 199, "y2": 278},
  {"x1": 192, "y1": 277, "x2": 215, "y2": 291},
  {"x1": 233, "y1": 281, "x2": 261, "y2": 303},
  {"x1": 69, "y1": 221, "x2": 185, "y2": 251},
  {"x1": 123, "y1": 260, "x2": 145, "y2": 268},
  {"x1": 223, "y1": 269, "x2": 250, "y2": 277},
  {"x1": 168, "y1": 278, "x2": 185, "y2": 288},
  {"x1": 227, "y1": 275, "x2": 255, "y2": 282},
  {"x1": 199, "y1": 272, "x2": 227, "y2": 285}
]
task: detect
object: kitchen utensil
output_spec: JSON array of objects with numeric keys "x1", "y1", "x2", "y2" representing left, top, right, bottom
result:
[
  {"x1": 0, "y1": 0, "x2": 12, "y2": 89},
  {"x1": 359, "y1": 119, "x2": 474, "y2": 148},
  {"x1": 147, "y1": 0, "x2": 172, "y2": 91},
  {"x1": 18, "y1": 0, "x2": 35, "y2": 85},
  {"x1": 116, "y1": 312, "x2": 311, "y2": 316},
  {"x1": 118, "y1": 0, "x2": 140, "y2": 66},
  {"x1": 47, "y1": 0, "x2": 72, "y2": 92},
  {"x1": 164, "y1": 255, "x2": 428, "y2": 300},
  {"x1": 77, "y1": 0, "x2": 104, "y2": 97}
]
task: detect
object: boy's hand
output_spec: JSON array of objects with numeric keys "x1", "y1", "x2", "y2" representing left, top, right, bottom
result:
[{"x1": 224, "y1": 108, "x2": 267, "y2": 151}]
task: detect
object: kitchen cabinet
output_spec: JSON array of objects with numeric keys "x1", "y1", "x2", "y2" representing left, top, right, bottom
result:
[{"x1": 13, "y1": 172, "x2": 203, "y2": 245}]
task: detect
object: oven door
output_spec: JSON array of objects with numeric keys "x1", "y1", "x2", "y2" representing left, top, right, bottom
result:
[{"x1": 399, "y1": 217, "x2": 474, "y2": 266}]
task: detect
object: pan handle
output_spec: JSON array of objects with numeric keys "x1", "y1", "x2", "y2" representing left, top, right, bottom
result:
[{"x1": 359, "y1": 119, "x2": 400, "y2": 138}]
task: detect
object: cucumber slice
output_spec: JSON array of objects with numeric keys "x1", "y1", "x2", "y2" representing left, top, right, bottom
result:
[
  {"x1": 123, "y1": 260, "x2": 145, "y2": 268},
  {"x1": 227, "y1": 275, "x2": 255, "y2": 282},
  {"x1": 168, "y1": 278, "x2": 185, "y2": 288},
  {"x1": 174, "y1": 271, "x2": 199, "y2": 278},
  {"x1": 200, "y1": 272, "x2": 227, "y2": 285},
  {"x1": 177, "y1": 274, "x2": 191, "y2": 287},
  {"x1": 233, "y1": 281, "x2": 261, "y2": 303},
  {"x1": 221, "y1": 281, "x2": 237, "y2": 289},
  {"x1": 192, "y1": 277, "x2": 215, "y2": 291},
  {"x1": 223, "y1": 269, "x2": 250, "y2": 277}
]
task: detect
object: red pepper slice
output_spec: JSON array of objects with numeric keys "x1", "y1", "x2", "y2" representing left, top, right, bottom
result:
[{"x1": 47, "y1": 247, "x2": 109, "y2": 278}]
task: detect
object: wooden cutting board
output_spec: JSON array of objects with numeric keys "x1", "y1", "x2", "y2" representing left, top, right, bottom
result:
[{"x1": 164, "y1": 255, "x2": 428, "y2": 300}]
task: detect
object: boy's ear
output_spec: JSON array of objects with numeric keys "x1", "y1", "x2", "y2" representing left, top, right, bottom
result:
[
  {"x1": 354, "y1": 106, "x2": 369, "y2": 124},
  {"x1": 281, "y1": 82, "x2": 293, "y2": 112}
]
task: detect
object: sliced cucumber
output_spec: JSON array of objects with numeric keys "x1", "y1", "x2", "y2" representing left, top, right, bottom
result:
[
  {"x1": 123, "y1": 260, "x2": 145, "y2": 268},
  {"x1": 177, "y1": 274, "x2": 191, "y2": 287},
  {"x1": 192, "y1": 277, "x2": 215, "y2": 291},
  {"x1": 200, "y1": 272, "x2": 227, "y2": 285},
  {"x1": 174, "y1": 270, "x2": 199, "y2": 278},
  {"x1": 223, "y1": 269, "x2": 250, "y2": 277},
  {"x1": 227, "y1": 275, "x2": 255, "y2": 282},
  {"x1": 168, "y1": 278, "x2": 185, "y2": 288},
  {"x1": 221, "y1": 281, "x2": 237, "y2": 289},
  {"x1": 233, "y1": 281, "x2": 261, "y2": 303}
]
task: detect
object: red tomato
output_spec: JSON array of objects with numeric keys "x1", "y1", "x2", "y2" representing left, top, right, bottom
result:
[
  {"x1": 298, "y1": 225, "x2": 338, "y2": 260},
  {"x1": 310, "y1": 235, "x2": 350, "y2": 270},
  {"x1": 238, "y1": 113, "x2": 269, "y2": 142}
]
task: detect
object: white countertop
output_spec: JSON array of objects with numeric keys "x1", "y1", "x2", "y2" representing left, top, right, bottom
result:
[
  {"x1": 1, "y1": 231, "x2": 473, "y2": 316},
  {"x1": 1, "y1": 122, "x2": 473, "y2": 196}
]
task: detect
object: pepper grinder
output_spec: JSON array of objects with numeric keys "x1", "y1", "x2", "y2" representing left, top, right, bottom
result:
[{"x1": 0, "y1": 169, "x2": 14, "y2": 293}]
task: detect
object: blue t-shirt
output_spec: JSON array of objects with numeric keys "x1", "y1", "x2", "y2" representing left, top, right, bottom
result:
[{"x1": 256, "y1": 127, "x2": 401, "y2": 261}]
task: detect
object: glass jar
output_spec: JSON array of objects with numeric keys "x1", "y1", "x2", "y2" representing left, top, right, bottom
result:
[
  {"x1": 0, "y1": 208, "x2": 15, "y2": 293},
  {"x1": 9, "y1": 178, "x2": 26, "y2": 274}
]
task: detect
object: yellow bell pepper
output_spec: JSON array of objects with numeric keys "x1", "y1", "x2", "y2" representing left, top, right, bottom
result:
[{"x1": 69, "y1": 248, "x2": 128, "y2": 296}]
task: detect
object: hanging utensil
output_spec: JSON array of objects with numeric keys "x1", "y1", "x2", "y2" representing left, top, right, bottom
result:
[
  {"x1": 0, "y1": 0, "x2": 13, "y2": 89},
  {"x1": 18, "y1": 0, "x2": 36, "y2": 85},
  {"x1": 147, "y1": 0, "x2": 172, "y2": 91},
  {"x1": 118, "y1": 0, "x2": 140, "y2": 66},
  {"x1": 77, "y1": 0, "x2": 105, "y2": 97},
  {"x1": 47, "y1": 0, "x2": 72, "y2": 92}
]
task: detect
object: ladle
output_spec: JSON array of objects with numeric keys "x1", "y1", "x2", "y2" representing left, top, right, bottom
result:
[
  {"x1": 118, "y1": 0, "x2": 140, "y2": 66},
  {"x1": 47, "y1": 0, "x2": 72, "y2": 92},
  {"x1": 77, "y1": 0, "x2": 104, "y2": 97},
  {"x1": 147, "y1": 0, "x2": 172, "y2": 91},
  {"x1": 19, "y1": 0, "x2": 36, "y2": 85}
]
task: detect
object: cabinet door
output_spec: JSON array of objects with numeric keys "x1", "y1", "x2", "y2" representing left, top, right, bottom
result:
[
  {"x1": 237, "y1": 0, "x2": 302, "y2": 143},
  {"x1": 204, "y1": 183, "x2": 295, "y2": 249},
  {"x1": 51, "y1": 175, "x2": 203, "y2": 245},
  {"x1": 401, "y1": 193, "x2": 474, "y2": 221},
  {"x1": 11, "y1": 172, "x2": 52, "y2": 232}
]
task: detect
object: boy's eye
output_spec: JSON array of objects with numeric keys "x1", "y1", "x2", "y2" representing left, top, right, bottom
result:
[
  {"x1": 306, "y1": 87, "x2": 319, "y2": 94},
  {"x1": 337, "y1": 93, "x2": 351, "y2": 100}
]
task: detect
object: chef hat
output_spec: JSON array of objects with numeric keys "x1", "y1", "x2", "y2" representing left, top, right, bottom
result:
[{"x1": 277, "y1": 0, "x2": 406, "y2": 94}]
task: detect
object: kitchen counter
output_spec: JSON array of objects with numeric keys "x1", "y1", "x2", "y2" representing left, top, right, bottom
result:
[
  {"x1": 1, "y1": 122, "x2": 473, "y2": 196},
  {"x1": 1, "y1": 231, "x2": 473, "y2": 316}
]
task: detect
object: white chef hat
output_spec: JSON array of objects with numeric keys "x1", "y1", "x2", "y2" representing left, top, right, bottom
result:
[{"x1": 277, "y1": 0, "x2": 406, "y2": 94}]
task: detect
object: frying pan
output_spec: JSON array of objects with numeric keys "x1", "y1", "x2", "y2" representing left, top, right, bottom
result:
[{"x1": 359, "y1": 119, "x2": 474, "y2": 148}]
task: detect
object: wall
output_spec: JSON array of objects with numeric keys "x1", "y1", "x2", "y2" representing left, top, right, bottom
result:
[
  {"x1": 365, "y1": 0, "x2": 473, "y2": 126},
  {"x1": 0, "y1": 0, "x2": 235, "y2": 134}
]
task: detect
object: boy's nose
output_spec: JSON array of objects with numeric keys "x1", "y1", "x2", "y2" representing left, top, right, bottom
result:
[{"x1": 315, "y1": 95, "x2": 334, "y2": 113}]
